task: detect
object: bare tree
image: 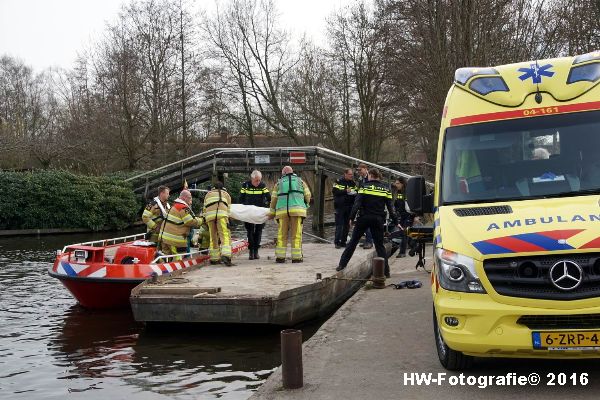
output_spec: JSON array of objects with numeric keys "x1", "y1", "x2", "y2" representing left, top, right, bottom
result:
[
  {"x1": 328, "y1": 2, "x2": 393, "y2": 161},
  {"x1": 205, "y1": 0, "x2": 299, "y2": 144}
]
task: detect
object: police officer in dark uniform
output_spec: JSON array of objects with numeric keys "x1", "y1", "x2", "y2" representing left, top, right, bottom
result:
[
  {"x1": 336, "y1": 168, "x2": 397, "y2": 277},
  {"x1": 332, "y1": 168, "x2": 357, "y2": 249},
  {"x1": 239, "y1": 170, "x2": 271, "y2": 259},
  {"x1": 393, "y1": 177, "x2": 414, "y2": 258}
]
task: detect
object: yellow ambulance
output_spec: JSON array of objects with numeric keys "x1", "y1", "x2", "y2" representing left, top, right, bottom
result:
[{"x1": 406, "y1": 51, "x2": 600, "y2": 369}]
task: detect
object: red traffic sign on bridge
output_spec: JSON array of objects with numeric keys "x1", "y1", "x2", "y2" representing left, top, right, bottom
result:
[{"x1": 289, "y1": 152, "x2": 306, "y2": 164}]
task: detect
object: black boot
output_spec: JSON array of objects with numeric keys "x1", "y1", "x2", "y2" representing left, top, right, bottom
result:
[
  {"x1": 249, "y1": 249, "x2": 255, "y2": 260},
  {"x1": 254, "y1": 248, "x2": 260, "y2": 259},
  {"x1": 222, "y1": 256, "x2": 234, "y2": 267}
]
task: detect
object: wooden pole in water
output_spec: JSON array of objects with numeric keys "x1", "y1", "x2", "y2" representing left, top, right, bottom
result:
[{"x1": 281, "y1": 329, "x2": 303, "y2": 389}]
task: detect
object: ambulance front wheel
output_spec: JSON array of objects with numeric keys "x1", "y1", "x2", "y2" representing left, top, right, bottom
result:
[{"x1": 433, "y1": 306, "x2": 473, "y2": 371}]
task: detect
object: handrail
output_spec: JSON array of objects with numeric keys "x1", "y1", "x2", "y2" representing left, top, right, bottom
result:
[
  {"x1": 124, "y1": 146, "x2": 320, "y2": 183},
  {"x1": 61, "y1": 233, "x2": 147, "y2": 253},
  {"x1": 124, "y1": 145, "x2": 434, "y2": 190}
]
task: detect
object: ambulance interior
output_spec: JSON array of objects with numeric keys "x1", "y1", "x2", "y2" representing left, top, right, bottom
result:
[{"x1": 441, "y1": 110, "x2": 600, "y2": 204}]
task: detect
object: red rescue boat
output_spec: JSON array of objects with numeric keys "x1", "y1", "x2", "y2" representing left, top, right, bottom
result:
[{"x1": 49, "y1": 233, "x2": 248, "y2": 309}]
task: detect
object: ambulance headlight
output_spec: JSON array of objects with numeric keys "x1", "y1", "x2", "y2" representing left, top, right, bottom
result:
[{"x1": 435, "y1": 249, "x2": 486, "y2": 293}]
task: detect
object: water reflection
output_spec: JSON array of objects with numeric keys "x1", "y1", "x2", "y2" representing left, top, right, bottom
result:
[
  {"x1": 0, "y1": 226, "x2": 331, "y2": 399},
  {"x1": 48, "y1": 305, "x2": 320, "y2": 399}
]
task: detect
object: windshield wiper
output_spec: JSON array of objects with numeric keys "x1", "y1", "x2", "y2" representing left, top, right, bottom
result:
[
  {"x1": 553, "y1": 188, "x2": 600, "y2": 198},
  {"x1": 444, "y1": 189, "x2": 600, "y2": 206},
  {"x1": 444, "y1": 195, "x2": 543, "y2": 206}
]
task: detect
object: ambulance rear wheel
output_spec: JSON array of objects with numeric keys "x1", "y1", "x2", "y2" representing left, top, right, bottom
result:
[{"x1": 433, "y1": 306, "x2": 473, "y2": 370}]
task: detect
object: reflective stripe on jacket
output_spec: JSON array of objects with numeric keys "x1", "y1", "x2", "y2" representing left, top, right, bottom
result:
[
  {"x1": 203, "y1": 189, "x2": 231, "y2": 221},
  {"x1": 239, "y1": 181, "x2": 271, "y2": 207},
  {"x1": 159, "y1": 199, "x2": 202, "y2": 247},
  {"x1": 350, "y1": 180, "x2": 397, "y2": 223},
  {"x1": 270, "y1": 174, "x2": 311, "y2": 218},
  {"x1": 332, "y1": 177, "x2": 357, "y2": 210},
  {"x1": 142, "y1": 198, "x2": 170, "y2": 232}
]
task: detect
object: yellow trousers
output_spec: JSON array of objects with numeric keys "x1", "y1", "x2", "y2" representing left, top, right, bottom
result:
[
  {"x1": 160, "y1": 243, "x2": 185, "y2": 261},
  {"x1": 207, "y1": 217, "x2": 231, "y2": 261},
  {"x1": 275, "y1": 216, "x2": 303, "y2": 260}
]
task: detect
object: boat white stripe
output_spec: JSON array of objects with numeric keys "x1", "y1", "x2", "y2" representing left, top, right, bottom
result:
[
  {"x1": 150, "y1": 265, "x2": 162, "y2": 275},
  {"x1": 70, "y1": 263, "x2": 89, "y2": 273},
  {"x1": 88, "y1": 267, "x2": 107, "y2": 278},
  {"x1": 57, "y1": 264, "x2": 67, "y2": 275}
]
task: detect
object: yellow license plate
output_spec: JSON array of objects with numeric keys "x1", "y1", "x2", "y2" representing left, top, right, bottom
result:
[{"x1": 533, "y1": 331, "x2": 600, "y2": 349}]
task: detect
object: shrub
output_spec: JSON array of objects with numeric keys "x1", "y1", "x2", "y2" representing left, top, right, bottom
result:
[{"x1": 0, "y1": 171, "x2": 138, "y2": 231}]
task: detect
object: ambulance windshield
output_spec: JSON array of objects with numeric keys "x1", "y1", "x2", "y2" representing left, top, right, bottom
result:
[{"x1": 441, "y1": 110, "x2": 600, "y2": 205}]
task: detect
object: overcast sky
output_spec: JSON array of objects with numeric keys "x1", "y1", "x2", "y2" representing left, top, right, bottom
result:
[{"x1": 0, "y1": 0, "x2": 358, "y2": 72}]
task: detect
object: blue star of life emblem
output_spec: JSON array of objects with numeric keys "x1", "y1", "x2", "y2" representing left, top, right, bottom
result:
[{"x1": 518, "y1": 63, "x2": 554, "y2": 84}]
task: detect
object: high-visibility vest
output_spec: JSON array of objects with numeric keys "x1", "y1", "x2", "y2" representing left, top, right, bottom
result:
[{"x1": 275, "y1": 174, "x2": 308, "y2": 217}]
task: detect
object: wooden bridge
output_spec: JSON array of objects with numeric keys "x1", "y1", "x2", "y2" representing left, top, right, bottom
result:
[{"x1": 124, "y1": 146, "x2": 427, "y2": 229}]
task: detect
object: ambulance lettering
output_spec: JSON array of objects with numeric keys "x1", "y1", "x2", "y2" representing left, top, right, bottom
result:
[{"x1": 487, "y1": 214, "x2": 600, "y2": 231}]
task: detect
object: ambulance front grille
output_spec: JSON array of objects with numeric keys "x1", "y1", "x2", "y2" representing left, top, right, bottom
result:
[
  {"x1": 483, "y1": 253, "x2": 600, "y2": 300},
  {"x1": 517, "y1": 314, "x2": 600, "y2": 330}
]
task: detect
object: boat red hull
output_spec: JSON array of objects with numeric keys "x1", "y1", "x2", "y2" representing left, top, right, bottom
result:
[
  {"x1": 51, "y1": 273, "x2": 142, "y2": 309},
  {"x1": 49, "y1": 237, "x2": 249, "y2": 309}
]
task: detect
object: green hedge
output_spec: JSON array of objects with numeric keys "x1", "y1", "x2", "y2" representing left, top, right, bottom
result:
[{"x1": 0, "y1": 171, "x2": 139, "y2": 231}]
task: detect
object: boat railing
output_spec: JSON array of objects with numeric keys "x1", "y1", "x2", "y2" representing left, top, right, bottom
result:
[
  {"x1": 150, "y1": 240, "x2": 247, "y2": 264},
  {"x1": 151, "y1": 249, "x2": 207, "y2": 264},
  {"x1": 60, "y1": 233, "x2": 147, "y2": 253}
]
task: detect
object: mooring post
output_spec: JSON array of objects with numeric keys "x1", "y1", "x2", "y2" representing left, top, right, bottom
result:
[
  {"x1": 281, "y1": 329, "x2": 303, "y2": 389},
  {"x1": 372, "y1": 257, "x2": 386, "y2": 289},
  {"x1": 312, "y1": 169, "x2": 326, "y2": 231}
]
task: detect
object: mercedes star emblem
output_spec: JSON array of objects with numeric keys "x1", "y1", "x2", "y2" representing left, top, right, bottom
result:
[{"x1": 549, "y1": 260, "x2": 583, "y2": 291}]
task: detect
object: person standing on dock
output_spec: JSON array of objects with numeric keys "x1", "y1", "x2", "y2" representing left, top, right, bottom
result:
[
  {"x1": 356, "y1": 163, "x2": 374, "y2": 250},
  {"x1": 332, "y1": 168, "x2": 357, "y2": 249},
  {"x1": 239, "y1": 170, "x2": 271, "y2": 260},
  {"x1": 336, "y1": 168, "x2": 397, "y2": 277},
  {"x1": 159, "y1": 190, "x2": 203, "y2": 258},
  {"x1": 142, "y1": 185, "x2": 171, "y2": 243},
  {"x1": 268, "y1": 166, "x2": 311, "y2": 263},
  {"x1": 203, "y1": 182, "x2": 233, "y2": 266},
  {"x1": 392, "y1": 177, "x2": 414, "y2": 258}
]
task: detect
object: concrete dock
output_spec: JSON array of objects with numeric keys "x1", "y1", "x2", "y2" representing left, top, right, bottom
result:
[
  {"x1": 130, "y1": 243, "x2": 385, "y2": 326},
  {"x1": 251, "y1": 250, "x2": 600, "y2": 399}
]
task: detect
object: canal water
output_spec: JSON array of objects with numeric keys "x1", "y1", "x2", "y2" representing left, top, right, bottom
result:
[{"x1": 0, "y1": 220, "x2": 335, "y2": 400}]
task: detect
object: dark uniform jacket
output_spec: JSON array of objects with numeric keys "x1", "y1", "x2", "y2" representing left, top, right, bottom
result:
[
  {"x1": 394, "y1": 192, "x2": 414, "y2": 227},
  {"x1": 332, "y1": 178, "x2": 357, "y2": 210},
  {"x1": 239, "y1": 181, "x2": 271, "y2": 208},
  {"x1": 350, "y1": 180, "x2": 397, "y2": 224}
]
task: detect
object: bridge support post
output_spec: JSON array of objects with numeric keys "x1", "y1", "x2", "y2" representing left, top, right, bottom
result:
[{"x1": 312, "y1": 169, "x2": 326, "y2": 231}]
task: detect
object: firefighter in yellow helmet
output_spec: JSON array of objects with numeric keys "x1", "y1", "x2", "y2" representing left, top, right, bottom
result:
[
  {"x1": 268, "y1": 166, "x2": 311, "y2": 263},
  {"x1": 158, "y1": 190, "x2": 203, "y2": 258},
  {"x1": 203, "y1": 181, "x2": 233, "y2": 266},
  {"x1": 141, "y1": 185, "x2": 170, "y2": 243}
]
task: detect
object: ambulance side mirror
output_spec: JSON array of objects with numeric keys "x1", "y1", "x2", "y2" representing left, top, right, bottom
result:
[{"x1": 406, "y1": 176, "x2": 433, "y2": 215}]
